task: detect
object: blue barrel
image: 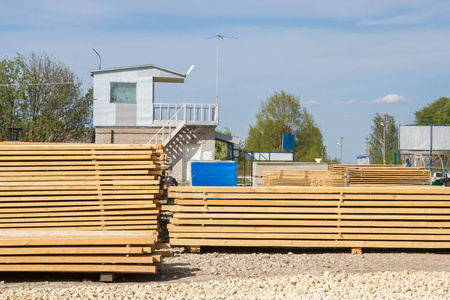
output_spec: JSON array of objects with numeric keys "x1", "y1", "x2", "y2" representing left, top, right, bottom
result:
[{"x1": 191, "y1": 161, "x2": 237, "y2": 186}]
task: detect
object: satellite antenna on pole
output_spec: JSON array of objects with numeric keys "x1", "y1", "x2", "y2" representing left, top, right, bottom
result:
[{"x1": 206, "y1": 35, "x2": 238, "y2": 104}]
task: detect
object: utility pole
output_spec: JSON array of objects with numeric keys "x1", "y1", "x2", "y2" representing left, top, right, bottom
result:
[
  {"x1": 340, "y1": 137, "x2": 343, "y2": 164},
  {"x1": 366, "y1": 137, "x2": 369, "y2": 155},
  {"x1": 383, "y1": 114, "x2": 387, "y2": 165}
]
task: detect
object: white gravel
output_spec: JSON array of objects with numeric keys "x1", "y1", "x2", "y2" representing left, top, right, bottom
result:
[
  {"x1": 0, "y1": 271, "x2": 448, "y2": 299},
  {"x1": 1, "y1": 248, "x2": 449, "y2": 299}
]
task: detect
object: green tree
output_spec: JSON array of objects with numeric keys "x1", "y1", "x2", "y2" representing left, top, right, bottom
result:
[
  {"x1": 414, "y1": 97, "x2": 450, "y2": 125},
  {"x1": 0, "y1": 52, "x2": 92, "y2": 142},
  {"x1": 215, "y1": 128, "x2": 233, "y2": 160},
  {"x1": 0, "y1": 54, "x2": 27, "y2": 141},
  {"x1": 369, "y1": 113, "x2": 398, "y2": 164},
  {"x1": 246, "y1": 90, "x2": 326, "y2": 162}
]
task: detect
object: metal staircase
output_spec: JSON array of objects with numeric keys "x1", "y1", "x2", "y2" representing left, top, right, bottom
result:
[
  {"x1": 148, "y1": 106, "x2": 186, "y2": 147},
  {"x1": 148, "y1": 103, "x2": 219, "y2": 146}
]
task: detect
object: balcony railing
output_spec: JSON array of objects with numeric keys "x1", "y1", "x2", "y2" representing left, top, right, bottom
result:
[{"x1": 152, "y1": 103, "x2": 219, "y2": 126}]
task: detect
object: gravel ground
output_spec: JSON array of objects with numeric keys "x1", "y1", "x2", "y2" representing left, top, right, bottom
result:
[{"x1": 0, "y1": 247, "x2": 449, "y2": 299}]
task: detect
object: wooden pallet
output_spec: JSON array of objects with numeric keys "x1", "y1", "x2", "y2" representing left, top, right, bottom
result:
[
  {"x1": 166, "y1": 186, "x2": 450, "y2": 251},
  {"x1": 0, "y1": 143, "x2": 168, "y2": 279}
]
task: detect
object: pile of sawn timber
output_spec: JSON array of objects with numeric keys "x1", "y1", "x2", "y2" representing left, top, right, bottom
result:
[
  {"x1": 264, "y1": 165, "x2": 430, "y2": 187},
  {"x1": 166, "y1": 186, "x2": 450, "y2": 250},
  {"x1": 346, "y1": 165, "x2": 430, "y2": 186},
  {"x1": 263, "y1": 169, "x2": 332, "y2": 187},
  {"x1": 0, "y1": 143, "x2": 168, "y2": 277}
]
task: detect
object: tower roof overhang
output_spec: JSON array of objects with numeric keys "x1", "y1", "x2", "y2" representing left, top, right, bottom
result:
[{"x1": 90, "y1": 64, "x2": 186, "y2": 83}]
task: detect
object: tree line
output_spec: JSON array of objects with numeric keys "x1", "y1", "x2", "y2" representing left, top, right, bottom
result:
[
  {"x1": 0, "y1": 53, "x2": 92, "y2": 142},
  {"x1": 227, "y1": 91, "x2": 450, "y2": 164},
  {"x1": 2, "y1": 52, "x2": 449, "y2": 164},
  {"x1": 367, "y1": 97, "x2": 450, "y2": 164}
]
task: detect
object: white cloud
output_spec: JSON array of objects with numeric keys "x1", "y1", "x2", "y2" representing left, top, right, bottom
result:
[
  {"x1": 333, "y1": 99, "x2": 358, "y2": 105},
  {"x1": 371, "y1": 94, "x2": 408, "y2": 104},
  {"x1": 302, "y1": 100, "x2": 320, "y2": 106}
]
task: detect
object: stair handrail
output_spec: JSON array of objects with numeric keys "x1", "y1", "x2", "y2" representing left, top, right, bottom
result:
[{"x1": 147, "y1": 104, "x2": 185, "y2": 145}]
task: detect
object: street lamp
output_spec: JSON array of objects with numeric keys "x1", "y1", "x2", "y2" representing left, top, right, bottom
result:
[
  {"x1": 337, "y1": 137, "x2": 343, "y2": 164},
  {"x1": 381, "y1": 114, "x2": 387, "y2": 165}
]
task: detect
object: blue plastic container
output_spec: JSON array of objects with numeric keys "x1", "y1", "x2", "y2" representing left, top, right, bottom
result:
[{"x1": 191, "y1": 161, "x2": 237, "y2": 186}]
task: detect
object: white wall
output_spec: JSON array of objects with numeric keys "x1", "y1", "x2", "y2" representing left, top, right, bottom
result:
[{"x1": 93, "y1": 69, "x2": 154, "y2": 126}]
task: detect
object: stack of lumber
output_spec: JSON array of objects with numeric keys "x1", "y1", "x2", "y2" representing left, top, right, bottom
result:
[
  {"x1": 263, "y1": 169, "x2": 332, "y2": 187},
  {"x1": 0, "y1": 143, "x2": 167, "y2": 277},
  {"x1": 166, "y1": 186, "x2": 450, "y2": 250},
  {"x1": 328, "y1": 165, "x2": 348, "y2": 186},
  {"x1": 346, "y1": 166, "x2": 430, "y2": 186}
]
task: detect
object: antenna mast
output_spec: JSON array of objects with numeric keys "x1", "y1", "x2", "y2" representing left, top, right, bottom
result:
[{"x1": 206, "y1": 35, "x2": 237, "y2": 104}]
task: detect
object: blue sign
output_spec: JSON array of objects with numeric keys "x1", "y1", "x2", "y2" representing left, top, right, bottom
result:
[
  {"x1": 282, "y1": 134, "x2": 295, "y2": 162},
  {"x1": 282, "y1": 134, "x2": 295, "y2": 150},
  {"x1": 356, "y1": 154, "x2": 370, "y2": 165}
]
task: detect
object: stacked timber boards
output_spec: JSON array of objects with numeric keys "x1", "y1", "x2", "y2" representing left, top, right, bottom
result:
[
  {"x1": 263, "y1": 169, "x2": 332, "y2": 187},
  {"x1": 346, "y1": 165, "x2": 430, "y2": 186},
  {"x1": 266, "y1": 165, "x2": 431, "y2": 187},
  {"x1": 0, "y1": 143, "x2": 167, "y2": 275},
  {"x1": 167, "y1": 186, "x2": 450, "y2": 250}
]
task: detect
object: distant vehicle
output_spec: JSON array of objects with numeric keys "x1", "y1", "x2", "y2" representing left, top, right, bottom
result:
[{"x1": 431, "y1": 172, "x2": 450, "y2": 186}]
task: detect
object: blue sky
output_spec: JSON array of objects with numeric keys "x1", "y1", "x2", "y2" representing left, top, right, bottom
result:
[{"x1": 2, "y1": 1, "x2": 450, "y2": 162}]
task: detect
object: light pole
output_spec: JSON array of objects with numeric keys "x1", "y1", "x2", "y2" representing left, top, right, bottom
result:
[
  {"x1": 338, "y1": 137, "x2": 343, "y2": 164},
  {"x1": 382, "y1": 114, "x2": 387, "y2": 165},
  {"x1": 366, "y1": 137, "x2": 369, "y2": 155}
]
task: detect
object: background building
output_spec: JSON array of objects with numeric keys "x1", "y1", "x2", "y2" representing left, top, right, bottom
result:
[{"x1": 91, "y1": 64, "x2": 218, "y2": 183}]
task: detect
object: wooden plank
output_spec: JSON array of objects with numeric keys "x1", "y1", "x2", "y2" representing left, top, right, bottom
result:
[
  {"x1": 0, "y1": 230, "x2": 157, "y2": 237},
  {"x1": 0, "y1": 204, "x2": 158, "y2": 214},
  {"x1": 0, "y1": 201, "x2": 156, "y2": 208},
  {"x1": 0, "y1": 194, "x2": 158, "y2": 202},
  {"x1": 0, "y1": 180, "x2": 160, "y2": 186},
  {"x1": 0, "y1": 189, "x2": 160, "y2": 196},
  {"x1": 0, "y1": 264, "x2": 157, "y2": 274},
  {"x1": 0, "y1": 155, "x2": 159, "y2": 161},
  {"x1": 171, "y1": 213, "x2": 450, "y2": 221},
  {"x1": 169, "y1": 186, "x2": 449, "y2": 195},
  {"x1": 167, "y1": 225, "x2": 450, "y2": 235},
  {"x1": 0, "y1": 255, "x2": 155, "y2": 264},
  {"x1": 0, "y1": 165, "x2": 161, "y2": 171},
  {"x1": 170, "y1": 218, "x2": 450, "y2": 227},
  {"x1": 0, "y1": 185, "x2": 160, "y2": 191},
  {"x1": 100, "y1": 273, "x2": 117, "y2": 282},
  {"x1": 0, "y1": 150, "x2": 159, "y2": 156},
  {"x1": 168, "y1": 206, "x2": 450, "y2": 214},
  {"x1": 6, "y1": 225, "x2": 159, "y2": 231},
  {"x1": 0, "y1": 215, "x2": 159, "y2": 225},
  {"x1": 0, "y1": 170, "x2": 160, "y2": 176},
  {"x1": 0, "y1": 175, "x2": 159, "y2": 182},
  {"x1": 0, "y1": 247, "x2": 153, "y2": 255},
  {"x1": 172, "y1": 199, "x2": 450, "y2": 207},
  {"x1": 170, "y1": 238, "x2": 450, "y2": 248},
  {"x1": 169, "y1": 232, "x2": 450, "y2": 241},
  {"x1": 0, "y1": 142, "x2": 161, "y2": 148},
  {"x1": 0, "y1": 160, "x2": 157, "y2": 166},
  {"x1": 0, "y1": 209, "x2": 159, "y2": 219},
  {"x1": 0, "y1": 220, "x2": 158, "y2": 229}
]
